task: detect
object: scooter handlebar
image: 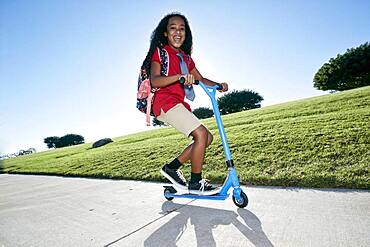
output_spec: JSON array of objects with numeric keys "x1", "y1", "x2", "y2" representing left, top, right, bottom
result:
[{"x1": 179, "y1": 77, "x2": 223, "y2": 90}]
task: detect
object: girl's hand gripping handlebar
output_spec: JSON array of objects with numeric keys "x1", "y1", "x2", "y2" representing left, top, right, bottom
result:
[{"x1": 179, "y1": 77, "x2": 224, "y2": 91}]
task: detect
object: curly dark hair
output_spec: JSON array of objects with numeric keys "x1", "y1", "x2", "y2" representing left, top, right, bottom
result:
[{"x1": 141, "y1": 12, "x2": 193, "y2": 76}]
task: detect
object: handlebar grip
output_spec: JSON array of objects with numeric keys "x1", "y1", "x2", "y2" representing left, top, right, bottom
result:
[
  {"x1": 216, "y1": 83, "x2": 223, "y2": 90},
  {"x1": 180, "y1": 77, "x2": 222, "y2": 90},
  {"x1": 180, "y1": 77, "x2": 199, "y2": 85}
]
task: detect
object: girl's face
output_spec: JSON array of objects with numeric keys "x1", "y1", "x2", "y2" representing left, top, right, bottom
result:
[{"x1": 164, "y1": 16, "x2": 186, "y2": 50}]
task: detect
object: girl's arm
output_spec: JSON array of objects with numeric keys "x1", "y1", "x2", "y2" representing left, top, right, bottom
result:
[
  {"x1": 190, "y1": 67, "x2": 229, "y2": 92},
  {"x1": 150, "y1": 61, "x2": 181, "y2": 88}
]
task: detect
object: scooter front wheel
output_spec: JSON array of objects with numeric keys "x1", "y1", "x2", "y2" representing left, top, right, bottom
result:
[{"x1": 232, "y1": 191, "x2": 248, "y2": 208}]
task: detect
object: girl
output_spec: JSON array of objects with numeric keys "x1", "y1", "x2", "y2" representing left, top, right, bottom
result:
[{"x1": 141, "y1": 12, "x2": 228, "y2": 194}]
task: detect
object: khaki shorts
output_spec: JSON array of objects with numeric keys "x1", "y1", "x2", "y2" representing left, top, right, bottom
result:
[{"x1": 157, "y1": 103, "x2": 202, "y2": 137}]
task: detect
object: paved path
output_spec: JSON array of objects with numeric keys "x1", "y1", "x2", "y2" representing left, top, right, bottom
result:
[{"x1": 0, "y1": 174, "x2": 369, "y2": 247}]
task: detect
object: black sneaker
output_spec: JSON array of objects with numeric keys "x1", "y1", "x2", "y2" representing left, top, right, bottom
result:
[
  {"x1": 160, "y1": 165, "x2": 187, "y2": 188},
  {"x1": 188, "y1": 179, "x2": 220, "y2": 195}
]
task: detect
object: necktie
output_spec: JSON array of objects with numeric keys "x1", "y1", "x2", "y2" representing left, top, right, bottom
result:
[{"x1": 177, "y1": 52, "x2": 195, "y2": 101}]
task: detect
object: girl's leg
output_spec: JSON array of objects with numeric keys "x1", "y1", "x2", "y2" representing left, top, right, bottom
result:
[
  {"x1": 185, "y1": 125, "x2": 218, "y2": 192},
  {"x1": 189, "y1": 125, "x2": 208, "y2": 173},
  {"x1": 177, "y1": 126, "x2": 213, "y2": 167}
]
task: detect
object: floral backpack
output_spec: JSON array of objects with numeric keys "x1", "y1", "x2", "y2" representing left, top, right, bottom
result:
[{"x1": 136, "y1": 47, "x2": 169, "y2": 126}]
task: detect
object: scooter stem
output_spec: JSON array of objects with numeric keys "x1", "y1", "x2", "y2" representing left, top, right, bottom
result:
[{"x1": 197, "y1": 81, "x2": 233, "y2": 162}]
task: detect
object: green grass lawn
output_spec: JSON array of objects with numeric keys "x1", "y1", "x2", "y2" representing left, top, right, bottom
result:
[{"x1": 2, "y1": 86, "x2": 369, "y2": 189}]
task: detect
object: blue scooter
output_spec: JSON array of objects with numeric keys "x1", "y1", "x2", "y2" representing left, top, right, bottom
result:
[{"x1": 163, "y1": 80, "x2": 248, "y2": 208}]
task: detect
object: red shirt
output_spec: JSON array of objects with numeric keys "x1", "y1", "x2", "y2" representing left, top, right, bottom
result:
[{"x1": 151, "y1": 45, "x2": 196, "y2": 117}]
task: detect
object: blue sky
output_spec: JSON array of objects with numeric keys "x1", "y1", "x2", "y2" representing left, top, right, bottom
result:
[{"x1": 1, "y1": 0, "x2": 369, "y2": 154}]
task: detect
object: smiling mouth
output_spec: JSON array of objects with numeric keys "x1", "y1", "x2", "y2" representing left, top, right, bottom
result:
[{"x1": 174, "y1": 36, "x2": 182, "y2": 42}]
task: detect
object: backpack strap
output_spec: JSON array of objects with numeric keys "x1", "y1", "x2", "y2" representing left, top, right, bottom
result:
[
  {"x1": 145, "y1": 91, "x2": 154, "y2": 126},
  {"x1": 158, "y1": 47, "x2": 169, "y2": 76}
]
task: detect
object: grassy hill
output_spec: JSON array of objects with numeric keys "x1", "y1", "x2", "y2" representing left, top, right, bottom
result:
[{"x1": 2, "y1": 86, "x2": 369, "y2": 189}]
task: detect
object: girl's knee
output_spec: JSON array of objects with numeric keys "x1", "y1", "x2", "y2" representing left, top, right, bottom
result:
[
  {"x1": 191, "y1": 125, "x2": 213, "y2": 147},
  {"x1": 191, "y1": 125, "x2": 208, "y2": 141}
]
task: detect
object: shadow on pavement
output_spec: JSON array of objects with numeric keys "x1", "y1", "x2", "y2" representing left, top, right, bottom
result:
[{"x1": 144, "y1": 201, "x2": 274, "y2": 247}]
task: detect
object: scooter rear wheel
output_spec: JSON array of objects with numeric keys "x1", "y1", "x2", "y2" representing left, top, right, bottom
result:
[
  {"x1": 232, "y1": 191, "x2": 248, "y2": 208},
  {"x1": 164, "y1": 187, "x2": 175, "y2": 201}
]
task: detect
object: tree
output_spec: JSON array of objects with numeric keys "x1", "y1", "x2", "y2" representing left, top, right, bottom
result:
[
  {"x1": 56, "y1": 134, "x2": 84, "y2": 148},
  {"x1": 193, "y1": 107, "x2": 214, "y2": 119},
  {"x1": 44, "y1": 136, "x2": 60, "y2": 149},
  {"x1": 314, "y1": 42, "x2": 370, "y2": 91},
  {"x1": 44, "y1": 134, "x2": 84, "y2": 149},
  {"x1": 217, "y1": 89, "x2": 264, "y2": 115},
  {"x1": 152, "y1": 117, "x2": 166, "y2": 127}
]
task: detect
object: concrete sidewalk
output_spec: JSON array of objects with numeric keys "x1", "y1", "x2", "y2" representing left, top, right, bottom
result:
[{"x1": 0, "y1": 174, "x2": 369, "y2": 247}]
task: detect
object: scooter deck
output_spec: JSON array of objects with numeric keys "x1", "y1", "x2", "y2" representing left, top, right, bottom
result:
[
  {"x1": 167, "y1": 193, "x2": 229, "y2": 200},
  {"x1": 164, "y1": 185, "x2": 229, "y2": 201}
]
